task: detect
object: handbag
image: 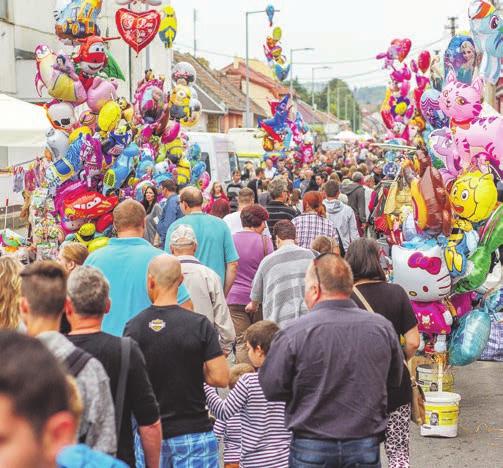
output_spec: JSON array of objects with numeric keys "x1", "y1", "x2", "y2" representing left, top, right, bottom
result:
[
  {"x1": 353, "y1": 283, "x2": 426, "y2": 425},
  {"x1": 335, "y1": 229, "x2": 346, "y2": 257}
]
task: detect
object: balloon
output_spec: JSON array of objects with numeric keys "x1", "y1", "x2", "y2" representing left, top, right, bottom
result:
[
  {"x1": 88, "y1": 236, "x2": 110, "y2": 252},
  {"x1": 115, "y1": 8, "x2": 161, "y2": 54},
  {"x1": 46, "y1": 137, "x2": 84, "y2": 187},
  {"x1": 448, "y1": 308, "x2": 491, "y2": 366},
  {"x1": 410, "y1": 301, "x2": 453, "y2": 336},
  {"x1": 450, "y1": 170, "x2": 497, "y2": 223},
  {"x1": 86, "y1": 77, "x2": 119, "y2": 113},
  {"x1": 443, "y1": 35, "x2": 478, "y2": 85},
  {"x1": 73, "y1": 36, "x2": 120, "y2": 83},
  {"x1": 391, "y1": 38, "x2": 412, "y2": 62},
  {"x1": 54, "y1": 0, "x2": 102, "y2": 42},
  {"x1": 180, "y1": 98, "x2": 202, "y2": 128},
  {"x1": 64, "y1": 191, "x2": 118, "y2": 220},
  {"x1": 405, "y1": 150, "x2": 452, "y2": 236},
  {"x1": 456, "y1": 205, "x2": 503, "y2": 292},
  {"x1": 439, "y1": 71, "x2": 503, "y2": 177},
  {"x1": 266, "y1": 4, "x2": 275, "y2": 26},
  {"x1": 45, "y1": 128, "x2": 69, "y2": 161},
  {"x1": 68, "y1": 126, "x2": 92, "y2": 144},
  {"x1": 469, "y1": 1, "x2": 503, "y2": 84},
  {"x1": 134, "y1": 75, "x2": 167, "y2": 125},
  {"x1": 158, "y1": 5, "x2": 177, "y2": 48},
  {"x1": 172, "y1": 62, "x2": 197, "y2": 85},
  {"x1": 197, "y1": 171, "x2": 211, "y2": 191},
  {"x1": 169, "y1": 84, "x2": 191, "y2": 121},
  {"x1": 420, "y1": 89, "x2": 449, "y2": 129},
  {"x1": 392, "y1": 244, "x2": 452, "y2": 303},
  {"x1": 96, "y1": 213, "x2": 113, "y2": 233},
  {"x1": 418, "y1": 50, "x2": 431, "y2": 73},
  {"x1": 34, "y1": 46, "x2": 87, "y2": 104},
  {"x1": 98, "y1": 101, "x2": 122, "y2": 133}
]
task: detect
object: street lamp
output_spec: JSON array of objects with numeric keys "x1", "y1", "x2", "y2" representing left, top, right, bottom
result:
[
  {"x1": 289, "y1": 47, "x2": 314, "y2": 98},
  {"x1": 311, "y1": 66, "x2": 331, "y2": 109},
  {"x1": 245, "y1": 7, "x2": 280, "y2": 127}
]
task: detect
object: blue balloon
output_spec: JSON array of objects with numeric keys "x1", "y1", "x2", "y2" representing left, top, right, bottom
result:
[{"x1": 448, "y1": 309, "x2": 491, "y2": 366}]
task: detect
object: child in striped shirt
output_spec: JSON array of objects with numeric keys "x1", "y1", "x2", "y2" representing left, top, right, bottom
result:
[
  {"x1": 213, "y1": 363, "x2": 255, "y2": 468},
  {"x1": 205, "y1": 321, "x2": 291, "y2": 468}
]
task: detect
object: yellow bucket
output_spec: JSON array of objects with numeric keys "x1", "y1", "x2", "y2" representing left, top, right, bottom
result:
[
  {"x1": 416, "y1": 364, "x2": 454, "y2": 393},
  {"x1": 420, "y1": 392, "x2": 461, "y2": 438}
]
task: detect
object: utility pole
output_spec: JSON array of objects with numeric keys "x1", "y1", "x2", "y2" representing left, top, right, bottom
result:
[
  {"x1": 336, "y1": 84, "x2": 340, "y2": 118},
  {"x1": 327, "y1": 84, "x2": 330, "y2": 114},
  {"x1": 193, "y1": 9, "x2": 197, "y2": 57},
  {"x1": 445, "y1": 16, "x2": 458, "y2": 37},
  {"x1": 344, "y1": 95, "x2": 349, "y2": 121}
]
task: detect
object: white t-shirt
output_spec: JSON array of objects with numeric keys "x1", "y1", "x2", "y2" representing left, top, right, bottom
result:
[
  {"x1": 264, "y1": 167, "x2": 278, "y2": 179},
  {"x1": 223, "y1": 211, "x2": 271, "y2": 237}
]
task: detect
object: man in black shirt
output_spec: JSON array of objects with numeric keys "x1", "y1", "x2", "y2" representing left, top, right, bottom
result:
[
  {"x1": 66, "y1": 266, "x2": 161, "y2": 468},
  {"x1": 125, "y1": 254, "x2": 229, "y2": 467},
  {"x1": 247, "y1": 167, "x2": 265, "y2": 203},
  {"x1": 265, "y1": 178, "x2": 298, "y2": 245},
  {"x1": 226, "y1": 170, "x2": 243, "y2": 212},
  {"x1": 260, "y1": 254, "x2": 403, "y2": 468}
]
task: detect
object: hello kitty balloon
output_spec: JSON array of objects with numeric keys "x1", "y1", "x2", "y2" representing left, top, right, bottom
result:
[{"x1": 392, "y1": 244, "x2": 451, "y2": 302}]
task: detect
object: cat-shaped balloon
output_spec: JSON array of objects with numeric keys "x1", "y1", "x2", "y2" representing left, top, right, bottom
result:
[{"x1": 439, "y1": 71, "x2": 503, "y2": 178}]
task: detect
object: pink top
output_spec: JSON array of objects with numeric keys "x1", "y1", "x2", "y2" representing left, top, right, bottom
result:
[{"x1": 227, "y1": 231, "x2": 273, "y2": 305}]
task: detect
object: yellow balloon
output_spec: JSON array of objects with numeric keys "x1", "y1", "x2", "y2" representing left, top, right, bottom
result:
[
  {"x1": 272, "y1": 26, "x2": 282, "y2": 41},
  {"x1": 395, "y1": 102, "x2": 407, "y2": 116},
  {"x1": 68, "y1": 126, "x2": 92, "y2": 143},
  {"x1": 177, "y1": 158, "x2": 191, "y2": 185},
  {"x1": 98, "y1": 101, "x2": 122, "y2": 133},
  {"x1": 88, "y1": 236, "x2": 110, "y2": 253}
]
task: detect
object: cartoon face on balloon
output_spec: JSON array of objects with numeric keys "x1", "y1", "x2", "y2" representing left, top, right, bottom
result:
[
  {"x1": 439, "y1": 72, "x2": 483, "y2": 121},
  {"x1": 450, "y1": 170, "x2": 497, "y2": 223},
  {"x1": 420, "y1": 89, "x2": 449, "y2": 129},
  {"x1": 444, "y1": 35, "x2": 478, "y2": 85},
  {"x1": 392, "y1": 244, "x2": 452, "y2": 302},
  {"x1": 172, "y1": 62, "x2": 196, "y2": 85}
]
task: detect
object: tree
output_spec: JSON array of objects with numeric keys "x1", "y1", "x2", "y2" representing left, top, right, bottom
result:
[{"x1": 284, "y1": 77, "x2": 310, "y2": 102}]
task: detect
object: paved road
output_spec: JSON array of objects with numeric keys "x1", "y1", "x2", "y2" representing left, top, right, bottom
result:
[{"x1": 385, "y1": 361, "x2": 503, "y2": 468}]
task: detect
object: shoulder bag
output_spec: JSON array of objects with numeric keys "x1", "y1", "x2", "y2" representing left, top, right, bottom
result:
[{"x1": 353, "y1": 282, "x2": 426, "y2": 425}]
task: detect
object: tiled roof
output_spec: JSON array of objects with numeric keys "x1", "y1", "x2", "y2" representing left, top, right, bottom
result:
[
  {"x1": 296, "y1": 100, "x2": 341, "y2": 125},
  {"x1": 220, "y1": 60, "x2": 291, "y2": 98},
  {"x1": 173, "y1": 52, "x2": 266, "y2": 117}
]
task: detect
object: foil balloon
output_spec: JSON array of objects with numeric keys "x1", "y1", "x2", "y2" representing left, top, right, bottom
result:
[
  {"x1": 45, "y1": 101, "x2": 77, "y2": 131},
  {"x1": 420, "y1": 89, "x2": 449, "y2": 129},
  {"x1": 98, "y1": 101, "x2": 122, "y2": 133},
  {"x1": 64, "y1": 191, "x2": 118, "y2": 220},
  {"x1": 46, "y1": 128, "x2": 69, "y2": 161},
  {"x1": 197, "y1": 171, "x2": 211, "y2": 191},
  {"x1": 266, "y1": 4, "x2": 275, "y2": 26},
  {"x1": 172, "y1": 62, "x2": 197, "y2": 85},
  {"x1": 439, "y1": 71, "x2": 503, "y2": 177},
  {"x1": 417, "y1": 50, "x2": 431, "y2": 74},
  {"x1": 469, "y1": 0, "x2": 503, "y2": 84},
  {"x1": 180, "y1": 98, "x2": 202, "y2": 128},
  {"x1": 86, "y1": 77, "x2": 119, "y2": 113},
  {"x1": 448, "y1": 308, "x2": 491, "y2": 366},
  {"x1": 115, "y1": 8, "x2": 161, "y2": 54},
  {"x1": 158, "y1": 5, "x2": 177, "y2": 48},
  {"x1": 54, "y1": 0, "x2": 102, "y2": 42},
  {"x1": 444, "y1": 35, "x2": 478, "y2": 84},
  {"x1": 456, "y1": 205, "x2": 503, "y2": 293}
]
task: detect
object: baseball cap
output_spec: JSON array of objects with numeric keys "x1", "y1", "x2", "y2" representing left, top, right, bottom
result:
[{"x1": 170, "y1": 224, "x2": 197, "y2": 246}]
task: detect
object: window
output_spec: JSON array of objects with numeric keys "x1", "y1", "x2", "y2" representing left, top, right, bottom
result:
[
  {"x1": 0, "y1": 0, "x2": 7, "y2": 20},
  {"x1": 228, "y1": 152, "x2": 239, "y2": 174}
]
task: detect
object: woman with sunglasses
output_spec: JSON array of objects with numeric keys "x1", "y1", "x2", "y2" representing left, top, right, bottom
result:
[{"x1": 345, "y1": 238, "x2": 420, "y2": 468}]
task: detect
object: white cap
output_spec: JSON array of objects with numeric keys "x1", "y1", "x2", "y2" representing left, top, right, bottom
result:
[{"x1": 170, "y1": 224, "x2": 197, "y2": 246}]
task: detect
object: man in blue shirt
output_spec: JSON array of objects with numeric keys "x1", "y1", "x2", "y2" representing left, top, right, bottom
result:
[
  {"x1": 164, "y1": 186, "x2": 239, "y2": 295},
  {"x1": 86, "y1": 199, "x2": 191, "y2": 336},
  {"x1": 157, "y1": 179, "x2": 183, "y2": 248}
]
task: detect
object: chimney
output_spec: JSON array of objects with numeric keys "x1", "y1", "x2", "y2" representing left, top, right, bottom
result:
[{"x1": 233, "y1": 56, "x2": 239, "y2": 69}]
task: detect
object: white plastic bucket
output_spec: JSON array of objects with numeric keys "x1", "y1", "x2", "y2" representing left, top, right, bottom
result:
[
  {"x1": 416, "y1": 364, "x2": 454, "y2": 393},
  {"x1": 420, "y1": 392, "x2": 461, "y2": 438}
]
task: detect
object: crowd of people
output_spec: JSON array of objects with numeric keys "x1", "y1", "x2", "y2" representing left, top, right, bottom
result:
[{"x1": 0, "y1": 143, "x2": 424, "y2": 468}]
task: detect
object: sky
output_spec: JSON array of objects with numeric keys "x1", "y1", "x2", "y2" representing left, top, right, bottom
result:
[{"x1": 170, "y1": 0, "x2": 472, "y2": 89}]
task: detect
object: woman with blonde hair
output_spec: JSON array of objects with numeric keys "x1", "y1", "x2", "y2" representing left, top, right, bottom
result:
[
  {"x1": 0, "y1": 257, "x2": 23, "y2": 330},
  {"x1": 58, "y1": 243, "x2": 89, "y2": 273}
]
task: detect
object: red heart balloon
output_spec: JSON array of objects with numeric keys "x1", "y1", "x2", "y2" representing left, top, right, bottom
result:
[
  {"x1": 397, "y1": 39, "x2": 411, "y2": 62},
  {"x1": 418, "y1": 50, "x2": 431, "y2": 74},
  {"x1": 115, "y1": 8, "x2": 161, "y2": 55}
]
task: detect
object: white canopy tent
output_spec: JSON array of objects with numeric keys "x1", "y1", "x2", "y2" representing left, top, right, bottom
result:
[
  {"x1": 0, "y1": 94, "x2": 47, "y2": 148},
  {"x1": 334, "y1": 130, "x2": 359, "y2": 142}
]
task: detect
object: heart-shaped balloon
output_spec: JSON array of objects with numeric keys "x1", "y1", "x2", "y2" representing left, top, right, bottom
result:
[
  {"x1": 115, "y1": 8, "x2": 161, "y2": 54},
  {"x1": 391, "y1": 38, "x2": 412, "y2": 62},
  {"x1": 418, "y1": 50, "x2": 431, "y2": 74}
]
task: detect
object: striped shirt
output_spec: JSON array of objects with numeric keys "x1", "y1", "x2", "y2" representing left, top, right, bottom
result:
[
  {"x1": 205, "y1": 373, "x2": 291, "y2": 468},
  {"x1": 265, "y1": 201, "x2": 298, "y2": 242},
  {"x1": 250, "y1": 243, "x2": 315, "y2": 327},
  {"x1": 213, "y1": 415, "x2": 241, "y2": 464},
  {"x1": 292, "y1": 213, "x2": 337, "y2": 249}
]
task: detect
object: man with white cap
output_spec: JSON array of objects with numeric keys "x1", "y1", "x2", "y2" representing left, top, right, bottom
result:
[{"x1": 169, "y1": 224, "x2": 236, "y2": 355}]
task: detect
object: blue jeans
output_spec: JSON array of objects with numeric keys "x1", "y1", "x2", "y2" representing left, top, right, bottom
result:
[
  {"x1": 289, "y1": 435, "x2": 381, "y2": 468},
  {"x1": 135, "y1": 430, "x2": 219, "y2": 468}
]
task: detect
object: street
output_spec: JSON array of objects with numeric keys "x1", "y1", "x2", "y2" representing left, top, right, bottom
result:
[{"x1": 403, "y1": 361, "x2": 503, "y2": 468}]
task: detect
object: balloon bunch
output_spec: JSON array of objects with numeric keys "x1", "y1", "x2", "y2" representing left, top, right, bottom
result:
[
  {"x1": 262, "y1": 10, "x2": 290, "y2": 82},
  {"x1": 258, "y1": 95, "x2": 313, "y2": 166},
  {"x1": 375, "y1": 43, "x2": 503, "y2": 367},
  {"x1": 21, "y1": 2, "x2": 209, "y2": 258}
]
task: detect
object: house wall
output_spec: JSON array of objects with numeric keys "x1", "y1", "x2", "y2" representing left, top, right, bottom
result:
[
  {"x1": 238, "y1": 79, "x2": 274, "y2": 117},
  {"x1": 221, "y1": 112, "x2": 243, "y2": 133}
]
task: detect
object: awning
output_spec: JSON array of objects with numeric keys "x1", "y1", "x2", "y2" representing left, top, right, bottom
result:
[{"x1": 0, "y1": 94, "x2": 48, "y2": 147}]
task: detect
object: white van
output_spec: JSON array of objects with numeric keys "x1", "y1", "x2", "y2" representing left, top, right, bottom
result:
[
  {"x1": 227, "y1": 128, "x2": 264, "y2": 168},
  {"x1": 186, "y1": 132, "x2": 239, "y2": 184}
]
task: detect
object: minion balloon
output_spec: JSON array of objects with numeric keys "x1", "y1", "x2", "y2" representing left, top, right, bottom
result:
[{"x1": 159, "y1": 6, "x2": 177, "y2": 49}]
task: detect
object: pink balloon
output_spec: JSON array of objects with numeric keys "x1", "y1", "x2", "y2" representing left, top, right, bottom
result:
[{"x1": 418, "y1": 50, "x2": 431, "y2": 74}]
